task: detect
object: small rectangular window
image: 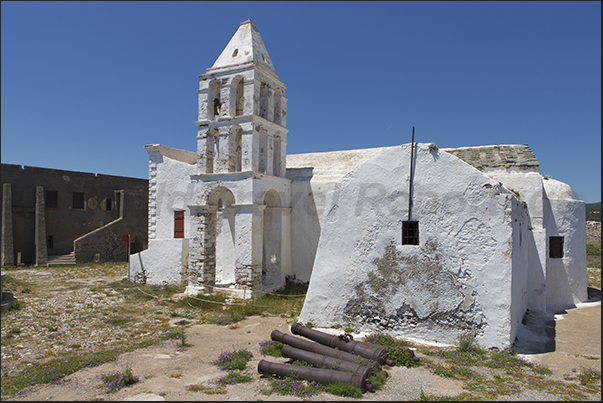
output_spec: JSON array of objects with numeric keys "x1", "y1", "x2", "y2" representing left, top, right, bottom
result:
[
  {"x1": 45, "y1": 190, "x2": 58, "y2": 208},
  {"x1": 47, "y1": 235, "x2": 54, "y2": 249},
  {"x1": 106, "y1": 198, "x2": 112, "y2": 211},
  {"x1": 402, "y1": 221, "x2": 419, "y2": 245},
  {"x1": 549, "y1": 236, "x2": 564, "y2": 258},
  {"x1": 174, "y1": 210, "x2": 184, "y2": 239},
  {"x1": 72, "y1": 192, "x2": 85, "y2": 209}
]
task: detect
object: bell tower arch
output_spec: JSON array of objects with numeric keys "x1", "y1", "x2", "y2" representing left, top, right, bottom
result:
[
  {"x1": 195, "y1": 19, "x2": 288, "y2": 177},
  {"x1": 185, "y1": 20, "x2": 292, "y2": 296}
]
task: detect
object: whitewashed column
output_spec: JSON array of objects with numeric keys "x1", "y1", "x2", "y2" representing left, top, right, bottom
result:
[{"x1": 234, "y1": 204, "x2": 265, "y2": 290}]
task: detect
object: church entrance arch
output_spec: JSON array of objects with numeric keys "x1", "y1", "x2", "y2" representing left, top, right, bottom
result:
[
  {"x1": 263, "y1": 190, "x2": 282, "y2": 288},
  {"x1": 207, "y1": 187, "x2": 236, "y2": 285}
]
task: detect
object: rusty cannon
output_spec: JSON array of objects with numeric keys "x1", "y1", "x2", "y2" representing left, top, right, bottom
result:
[
  {"x1": 280, "y1": 344, "x2": 379, "y2": 379},
  {"x1": 290, "y1": 322, "x2": 394, "y2": 366},
  {"x1": 271, "y1": 329, "x2": 383, "y2": 373},
  {"x1": 257, "y1": 359, "x2": 374, "y2": 392}
]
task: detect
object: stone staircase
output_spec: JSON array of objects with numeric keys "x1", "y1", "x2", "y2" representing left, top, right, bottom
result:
[{"x1": 47, "y1": 252, "x2": 76, "y2": 266}]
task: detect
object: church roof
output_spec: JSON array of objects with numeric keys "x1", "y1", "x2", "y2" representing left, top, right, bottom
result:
[
  {"x1": 442, "y1": 144, "x2": 540, "y2": 169},
  {"x1": 211, "y1": 19, "x2": 276, "y2": 73},
  {"x1": 286, "y1": 146, "x2": 393, "y2": 173},
  {"x1": 286, "y1": 144, "x2": 540, "y2": 180}
]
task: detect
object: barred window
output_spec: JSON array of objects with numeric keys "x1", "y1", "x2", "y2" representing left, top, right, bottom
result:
[{"x1": 402, "y1": 221, "x2": 419, "y2": 245}]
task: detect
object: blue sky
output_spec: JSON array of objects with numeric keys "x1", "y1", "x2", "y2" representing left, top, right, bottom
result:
[{"x1": 2, "y1": 1, "x2": 601, "y2": 203}]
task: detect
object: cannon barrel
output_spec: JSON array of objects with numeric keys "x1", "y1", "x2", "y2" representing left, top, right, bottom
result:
[
  {"x1": 290, "y1": 322, "x2": 391, "y2": 365},
  {"x1": 271, "y1": 330, "x2": 382, "y2": 372},
  {"x1": 257, "y1": 359, "x2": 373, "y2": 392},
  {"x1": 281, "y1": 344, "x2": 377, "y2": 378}
]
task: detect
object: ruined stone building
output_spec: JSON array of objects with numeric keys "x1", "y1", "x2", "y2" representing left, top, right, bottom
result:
[
  {"x1": 130, "y1": 20, "x2": 587, "y2": 349},
  {"x1": 1, "y1": 164, "x2": 148, "y2": 266}
]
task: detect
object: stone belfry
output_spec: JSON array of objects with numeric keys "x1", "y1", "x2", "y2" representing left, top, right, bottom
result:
[{"x1": 196, "y1": 19, "x2": 288, "y2": 176}]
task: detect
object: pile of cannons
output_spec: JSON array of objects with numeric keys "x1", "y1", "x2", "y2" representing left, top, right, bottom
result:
[{"x1": 257, "y1": 322, "x2": 419, "y2": 393}]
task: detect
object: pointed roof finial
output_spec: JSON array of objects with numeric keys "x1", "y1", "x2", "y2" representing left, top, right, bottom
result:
[{"x1": 211, "y1": 20, "x2": 275, "y2": 72}]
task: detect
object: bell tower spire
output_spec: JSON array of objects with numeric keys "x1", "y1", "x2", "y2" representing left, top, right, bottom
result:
[{"x1": 195, "y1": 19, "x2": 288, "y2": 176}]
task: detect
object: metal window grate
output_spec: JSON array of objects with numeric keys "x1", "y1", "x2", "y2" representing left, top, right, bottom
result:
[{"x1": 402, "y1": 221, "x2": 419, "y2": 245}]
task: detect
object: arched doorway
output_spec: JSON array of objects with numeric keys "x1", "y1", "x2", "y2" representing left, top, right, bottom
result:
[
  {"x1": 263, "y1": 190, "x2": 282, "y2": 288},
  {"x1": 207, "y1": 187, "x2": 236, "y2": 285}
]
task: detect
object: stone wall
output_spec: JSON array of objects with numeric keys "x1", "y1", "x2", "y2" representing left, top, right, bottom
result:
[
  {"x1": 586, "y1": 221, "x2": 601, "y2": 242},
  {"x1": 1, "y1": 163, "x2": 148, "y2": 265}
]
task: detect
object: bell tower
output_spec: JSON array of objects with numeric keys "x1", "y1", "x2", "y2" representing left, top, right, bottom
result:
[{"x1": 195, "y1": 19, "x2": 288, "y2": 177}]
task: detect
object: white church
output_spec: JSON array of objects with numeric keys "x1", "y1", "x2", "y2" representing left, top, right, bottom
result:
[{"x1": 130, "y1": 20, "x2": 587, "y2": 349}]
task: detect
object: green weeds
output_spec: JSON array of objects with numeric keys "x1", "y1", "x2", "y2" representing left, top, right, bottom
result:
[
  {"x1": 261, "y1": 376, "x2": 322, "y2": 398},
  {"x1": 212, "y1": 349, "x2": 253, "y2": 371},
  {"x1": 186, "y1": 383, "x2": 227, "y2": 394},
  {"x1": 1, "y1": 329, "x2": 180, "y2": 397},
  {"x1": 368, "y1": 370, "x2": 387, "y2": 390},
  {"x1": 5, "y1": 327, "x2": 21, "y2": 338},
  {"x1": 322, "y1": 382, "x2": 363, "y2": 398},
  {"x1": 578, "y1": 367, "x2": 601, "y2": 385},
  {"x1": 100, "y1": 363, "x2": 139, "y2": 393},
  {"x1": 363, "y1": 332, "x2": 419, "y2": 367},
  {"x1": 206, "y1": 311, "x2": 245, "y2": 326},
  {"x1": 258, "y1": 340, "x2": 284, "y2": 357},
  {"x1": 217, "y1": 371, "x2": 253, "y2": 386}
]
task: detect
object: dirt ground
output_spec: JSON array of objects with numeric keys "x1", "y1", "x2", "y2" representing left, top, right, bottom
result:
[
  {"x1": 5, "y1": 299, "x2": 601, "y2": 401},
  {"x1": 2, "y1": 256, "x2": 601, "y2": 401}
]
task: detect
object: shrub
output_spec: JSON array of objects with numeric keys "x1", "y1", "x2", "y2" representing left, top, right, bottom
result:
[
  {"x1": 258, "y1": 340, "x2": 284, "y2": 357},
  {"x1": 368, "y1": 370, "x2": 387, "y2": 390},
  {"x1": 578, "y1": 367, "x2": 601, "y2": 385},
  {"x1": 386, "y1": 346, "x2": 420, "y2": 367},
  {"x1": 212, "y1": 349, "x2": 253, "y2": 371},
  {"x1": 363, "y1": 332, "x2": 418, "y2": 367},
  {"x1": 186, "y1": 384, "x2": 226, "y2": 394},
  {"x1": 207, "y1": 312, "x2": 245, "y2": 326},
  {"x1": 265, "y1": 377, "x2": 321, "y2": 398},
  {"x1": 430, "y1": 363, "x2": 457, "y2": 378},
  {"x1": 322, "y1": 381, "x2": 363, "y2": 398},
  {"x1": 100, "y1": 364, "x2": 139, "y2": 393},
  {"x1": 363, "y1": 333, "x2": 410, "y2": 348},
  {"x1": 456, "y1": 332, "x2": 484, "y2": 354},
  {"x1": 457, "y1": 367, "x2": 475, "y2": 378},
  {"x1": 217, "y1": 371, "x2": 253, "y2": 385}
]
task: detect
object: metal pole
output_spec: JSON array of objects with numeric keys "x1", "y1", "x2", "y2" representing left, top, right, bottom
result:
[
  {"x1": 128, "y1": 234, "x2": 131, "y2": 283},
  {"x1": 408, "y1": 126, "x2": 415, "y2": 222}
]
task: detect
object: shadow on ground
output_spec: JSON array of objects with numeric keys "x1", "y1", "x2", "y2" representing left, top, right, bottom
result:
[{"x1": 513, "y1": 287, "x2": 601, "y2": 355}]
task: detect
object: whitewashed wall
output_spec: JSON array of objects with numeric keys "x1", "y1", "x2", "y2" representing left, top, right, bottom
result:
[
  {"x1": 131, "y1": 144, "x2": 294, "y2": 289},
  {"x1": 299, "y1": 143, "x2": 528, "y2": 349},
  {"x1": 542, "y1": 178, "x2": 587, "y2": 311},
  {"x1": 486, "y1": 171, "x2": 548, "y2": 312}
]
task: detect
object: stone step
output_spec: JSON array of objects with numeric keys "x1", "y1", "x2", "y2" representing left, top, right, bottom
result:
[{"x1": 47, "y1": 253, "x2": 76, "y2": 266}]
